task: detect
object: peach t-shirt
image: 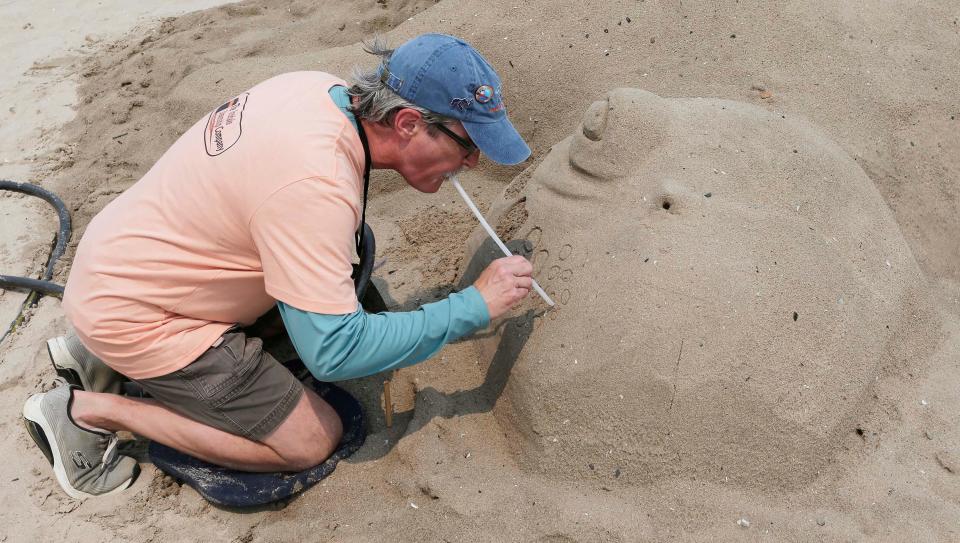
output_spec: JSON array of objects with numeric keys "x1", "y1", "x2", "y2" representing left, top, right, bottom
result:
[{"x1": 63, "y1": 72, "x2": 364, "y2": 379}]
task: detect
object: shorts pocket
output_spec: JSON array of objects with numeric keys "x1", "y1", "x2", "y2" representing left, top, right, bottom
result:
[{"x1": 178, "y1": 333, "x2": 260, "y2": 404}]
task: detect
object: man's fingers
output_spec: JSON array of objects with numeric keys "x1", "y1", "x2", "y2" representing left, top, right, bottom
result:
[
  {"x1": 497, "y1": 255, "x2": 533, "y2": 276},
  {"x1": 475, "y1": 255, "x2": 537, "y2": 320}
]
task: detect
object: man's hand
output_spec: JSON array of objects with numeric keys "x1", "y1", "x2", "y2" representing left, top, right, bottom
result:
[{"x1": 473, "y1": 255, "x2": 533, "y2": 320}]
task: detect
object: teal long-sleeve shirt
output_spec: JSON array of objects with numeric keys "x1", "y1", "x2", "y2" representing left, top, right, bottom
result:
[{"x1": 277, "y1": 286, "x2": 490, "y2": 382}]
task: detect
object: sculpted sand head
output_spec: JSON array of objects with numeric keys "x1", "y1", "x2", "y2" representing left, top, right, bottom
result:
[{"x1": 470, "y1": 89, "x2": 929, "y2": 489}]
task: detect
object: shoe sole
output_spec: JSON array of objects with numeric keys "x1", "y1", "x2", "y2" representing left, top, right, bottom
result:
[
  {"x1": 22, "y1": 394, "x2": 138, "y2": 499},
  {"x1": 46, "y1": 337, "x2": 87, "y2": 390}
]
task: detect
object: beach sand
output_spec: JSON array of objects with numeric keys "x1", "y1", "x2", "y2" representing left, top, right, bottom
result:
[{"x1": 1, "y1": 1, "x2": 958, "y2": 540}]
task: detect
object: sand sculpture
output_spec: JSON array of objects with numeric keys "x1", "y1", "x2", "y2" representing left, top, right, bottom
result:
[{"x1": 470, "y1": 89, "x2": 929, "y2": 489}]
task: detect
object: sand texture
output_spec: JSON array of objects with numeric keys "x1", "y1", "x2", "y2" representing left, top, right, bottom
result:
[
  {"x1": 1, "y1": 0, "x2": 959, "y2": 541},
  {"x1": 472, "y1": 88, "x2": 939, "y2": 492}
]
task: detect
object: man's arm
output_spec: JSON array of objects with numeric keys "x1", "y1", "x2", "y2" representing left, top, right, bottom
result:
[{"x1": 278, "y1": 286, "x2": 489, "y2": 381}]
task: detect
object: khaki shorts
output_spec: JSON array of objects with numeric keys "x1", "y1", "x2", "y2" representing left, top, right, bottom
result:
[{"x1": 134, "y1": 331, "x2": 303, "y2": 441}]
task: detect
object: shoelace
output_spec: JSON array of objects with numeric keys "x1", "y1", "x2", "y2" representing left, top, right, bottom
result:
[{"x1": 101, "y1": 436, "x2": 119, "y2": 465}]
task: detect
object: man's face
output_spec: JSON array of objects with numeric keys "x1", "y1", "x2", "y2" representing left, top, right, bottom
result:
[{"x1": 396, "y1": 117, "x2": 481, "y2": 193}]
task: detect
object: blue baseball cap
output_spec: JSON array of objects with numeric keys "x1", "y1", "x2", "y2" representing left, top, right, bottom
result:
[{"x1": 378, "y1": 34, "x2": 531, "y2": 165}]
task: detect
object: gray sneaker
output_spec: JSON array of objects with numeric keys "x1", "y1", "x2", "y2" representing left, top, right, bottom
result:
[
  {"x1": 22, "y1": 383, "x2": 140, "y2": 498},
  {"x1": 47, "y1": 335, "x2": 124, "y2": 394}
]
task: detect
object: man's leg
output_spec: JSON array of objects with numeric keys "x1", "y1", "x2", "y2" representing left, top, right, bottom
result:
[
  {"x1": 73, "y1": 330, "x2": 342, "y2": 472},
  {"x1": 71, "y1": 385, "x2": 342, "y2": 472}
]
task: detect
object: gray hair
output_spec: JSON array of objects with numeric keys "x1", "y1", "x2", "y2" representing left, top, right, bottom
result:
[{"x1": 347, "y1": 36, "x2": 453, "y2": 132}]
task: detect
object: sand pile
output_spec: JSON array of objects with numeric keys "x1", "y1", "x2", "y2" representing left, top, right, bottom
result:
[
  {"x1": 3, "y1": 0, "x2": 959, "y2": 540},
  {"x1": 472, "y1": 88, "x2": 935, "y2": 490}
]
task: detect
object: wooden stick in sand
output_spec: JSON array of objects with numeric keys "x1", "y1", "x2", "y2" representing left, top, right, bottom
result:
[
  {"x1": 450, "y1": 176, "x2": 555, "y2": 307},
  {"x1": 383, "y1": 376, "x2": 393, "y2": 428}
]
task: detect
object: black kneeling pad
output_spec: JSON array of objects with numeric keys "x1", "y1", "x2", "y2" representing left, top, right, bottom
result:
[{"x1": 148, "y1": 359, "x2": 365, "y2": 508}]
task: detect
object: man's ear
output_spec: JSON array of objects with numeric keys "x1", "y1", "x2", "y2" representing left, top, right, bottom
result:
[{"x1": 392, "y1": 108, "x2": 423, "y2": 140}]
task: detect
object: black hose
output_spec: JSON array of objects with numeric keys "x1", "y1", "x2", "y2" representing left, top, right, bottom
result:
[
  {"x1": 353, "y1": 222, "x2": 376, "y2": 301},
  {"x1": 0, "y1": 275, "x2": 64, "y2": 296},
  {"x1": 0, "y1": 180, "x2": 72, "y2": 344},
  {"x1": 0, "y1": 180, "x2": 71, "y2": 285}
]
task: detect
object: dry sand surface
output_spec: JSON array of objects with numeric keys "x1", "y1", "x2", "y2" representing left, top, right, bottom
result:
[
  {"x1": 1, "y1": 1, "x2": 959, "y2": 541},
  {"x1": 0, "y1": 0, "x2": 236, "y2": 358}
]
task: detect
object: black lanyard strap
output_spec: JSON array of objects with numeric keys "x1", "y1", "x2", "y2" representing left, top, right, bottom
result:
[{"x1": 353, "y1": 108, "x2": 372, "y2": 257}]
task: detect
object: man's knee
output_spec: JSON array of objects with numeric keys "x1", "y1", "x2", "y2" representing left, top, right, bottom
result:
[
  {"x1": 280, "y1": 437, "x2": 341, "y2": 471},
  {"x1": 264, "y1": 390, "x2": 343, "y2": 471},
  {"x1": 273, "y1": 422, "x2": 343, "y2": 471}
]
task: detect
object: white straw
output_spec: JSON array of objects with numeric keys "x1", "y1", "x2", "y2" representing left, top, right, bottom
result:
[{"x1": 451, "y1": 176, "x2": 555, "y2": 307}]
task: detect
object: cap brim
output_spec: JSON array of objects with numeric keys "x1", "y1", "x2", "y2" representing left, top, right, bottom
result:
[{"x1": 462, "y1": 115, "x2": 531, "y2": 166}]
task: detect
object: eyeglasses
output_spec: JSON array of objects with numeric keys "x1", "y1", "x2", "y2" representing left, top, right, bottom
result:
[{"x1": 434, "y1": 123, "x2": 478, "y2": 157}]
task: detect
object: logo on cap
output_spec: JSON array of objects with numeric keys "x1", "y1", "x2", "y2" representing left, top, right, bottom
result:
[
  {"x1": 474, "y1": 85, "x2": 495, "y2": 104},
  {"x1": 450, "y1": 97, "x2": 473, "y2": 111}
]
